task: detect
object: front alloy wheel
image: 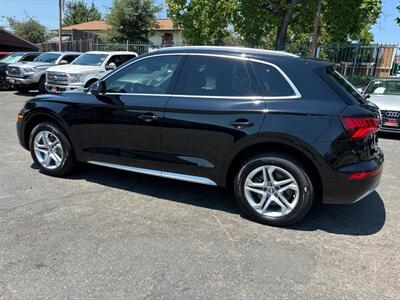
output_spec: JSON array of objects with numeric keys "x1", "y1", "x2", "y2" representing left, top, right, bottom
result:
[
  {"x1": 234, "y1": 152, "x2": 314, "y2": 226},
  {"x1": 33, "y1": 131, "x2": 64, "y2": 169},
  {"x1": 29, "y1": 122, "x2": 76, "y2": 176}
]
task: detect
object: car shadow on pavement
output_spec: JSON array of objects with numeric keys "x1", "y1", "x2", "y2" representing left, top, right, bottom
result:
[
  {"x1": 288, "y1": 191, "x2": 385, "y2": 235},
  {"x1": 35, "y1": 163, "x2": 386, "y2": 236}
]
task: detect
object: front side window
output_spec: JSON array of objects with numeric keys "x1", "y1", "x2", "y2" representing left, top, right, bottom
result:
[
  {"x1": 72, "y1": 53, "x2": 107, "y2": 66},
  {"x1": 34, "y1": 53, "x2": 61, "y2": 63},
  {"x1": 62, "y1": 55, "x2": 80, "y2": 63},
  {"x1": 105, "y1": 55, "x2": 182, "y2": 94},
  {"x1": 181, "y1": 56, "x2": 255, "y2": 97},
  {"x1": 251, "y1": 62, "x2": 296, "y2": 97}
]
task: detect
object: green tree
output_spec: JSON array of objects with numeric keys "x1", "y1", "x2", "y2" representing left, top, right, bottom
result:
[
  {"x1": 396, "y1": 4, "x2": 400, "y2": 26},
  {"x1": 320, "y1": 0, "x2": 381, "y2": 44},
  {"x1": 63, "y1": 0, "x2": 102, "y2": 26},
  {"x1": 6, "y1": 17, "x2": 48, "y2": 43},
  {"x1": 166, "y1": 0, "x2": 236, "y2": 45},
  {"x1": 105, "y1": 0, "x2": 161, "y2": 42}
]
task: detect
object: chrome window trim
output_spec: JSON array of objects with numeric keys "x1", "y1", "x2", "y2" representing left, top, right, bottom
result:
[
  {"x1": 101, "y1": 51, "x2": 301, "y2": 100},
  {"x1": 87, "y1": 161, "x2": 217, "y2": 186}
]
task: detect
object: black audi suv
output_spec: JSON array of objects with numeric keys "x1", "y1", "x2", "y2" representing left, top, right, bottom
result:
[{"x1": 16, "y1": 46, "x2": 384, "y2": 226}]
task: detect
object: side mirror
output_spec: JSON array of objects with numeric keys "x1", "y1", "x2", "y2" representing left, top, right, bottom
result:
[
  {"x1": 106, "y1": 62, "x2": 117, "y2": 70},
  {"x1": 89, "y1": 80, "x2": 105, "y2": 96},
  {"x1": 356, "y1": 87, "x2": 364, "y2": 93},
  {"x1": 60, "y1": 60, "x2": 69, "y2": 65}
]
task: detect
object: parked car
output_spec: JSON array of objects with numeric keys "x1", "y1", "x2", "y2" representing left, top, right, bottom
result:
[
  {"x1": 6, "y1": 51, "x2": 81, "y2": 93},
  {"x1": 0, "y1": 52, "x2": 11, "y2": 59},
  {"x1": 45, "y1": 51, "x2": 138, "y2": 93},
  {"x1": 0, "y1": 52, "x2": 41, "y2": 91},
  {"x1": 16, "y1": 46, "x2": 384, "y2": 226},
  {"x1": 363, "y1": 78, "x2": 400, "y2": 133}
]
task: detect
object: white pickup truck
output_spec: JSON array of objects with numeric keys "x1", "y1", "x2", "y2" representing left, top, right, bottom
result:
[{"x1": 45, "y1": 51, "x2": 138, "y2": 93}]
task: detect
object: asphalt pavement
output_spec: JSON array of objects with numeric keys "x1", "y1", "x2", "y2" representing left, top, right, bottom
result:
[{"x1": 1, "y1": 91, "x2": 399, "y2": 299}]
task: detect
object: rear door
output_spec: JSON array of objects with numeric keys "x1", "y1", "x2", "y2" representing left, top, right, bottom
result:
[{"x1": 162, "y1": 54, "x2": 265, "y2": 184}]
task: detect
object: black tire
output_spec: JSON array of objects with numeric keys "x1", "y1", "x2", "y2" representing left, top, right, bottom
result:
[
  {"x1": 0, "y1": 75, "x2": 11, "y2": 91},
  {"x1": 15, "y1": 85, "x2": 30, "y2": 93},
  {"x1": 29, "y1": 122, "x2": 76, "y2": 176},
  {"x1": 233, "y1": 152, "x2": 314, "y2": 226},
  {"x1": 38, "y1": 76, "x2": 47, "y2": 93}
]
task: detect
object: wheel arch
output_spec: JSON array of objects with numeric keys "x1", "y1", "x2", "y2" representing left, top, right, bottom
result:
[
  {"x1": 224, "y1": 140, "x2": 323, "y2": 202},
  {"x1": 84, "y1": 78, "x2": 99, "y2": 88},
  {"x1": 22, "y1": 110, "x2": 76, "y2": 156}
]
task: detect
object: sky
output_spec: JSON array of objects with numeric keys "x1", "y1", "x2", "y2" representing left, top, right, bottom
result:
[{"x1": 0, "y1": 0, "x2": 399, "y2": 44}]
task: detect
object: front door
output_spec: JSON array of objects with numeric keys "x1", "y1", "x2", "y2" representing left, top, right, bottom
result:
[{"x1": 75, "y1": 54, "x2": 185, "y2": 171}]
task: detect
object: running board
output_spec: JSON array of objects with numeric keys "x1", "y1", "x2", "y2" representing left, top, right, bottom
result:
[{"x1": 87, "y1": 161, "x2": 217, "y2": 186}]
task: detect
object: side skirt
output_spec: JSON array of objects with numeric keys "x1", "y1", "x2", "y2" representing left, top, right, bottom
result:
[{"x1": 87, "y1": 161, "x2": 217, "y2": 186}]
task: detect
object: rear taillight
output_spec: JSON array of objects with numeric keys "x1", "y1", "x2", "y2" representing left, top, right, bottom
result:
[
  {"x1": 341, "y1": 116, "x2": 380, "y2": 139},
  {"x1": 348, "y1": 166, "x2": 383, "y2": 180}
]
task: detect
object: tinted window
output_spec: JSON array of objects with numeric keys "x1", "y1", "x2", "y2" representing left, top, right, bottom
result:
[
  {"x1": 251, "y1": 62, "x2": 295, "y2": 97},
  {"x1": 62, "y1": 55, "x2": 79, "y2": 63},
  {"x1": 34, "y1": 53, "x2": 61, "y2": 63},
  {"x1": 121, "y1": 55, "x2": 136, "y2": 63},
  {"x1": 105, "y1": 55, "x2": 182, "y2": 94},
  {"x1": 72, "y1": 53, "x2": 107, "y2": 66},
  {"x1": 107, "y1": 55, "x2": 123, "y2": 67},
  {"x1": 22, "y1": 54, "x2": 39, "y2": 62},
  {"x1": 325, "y1": 66, "x2": 366, "y2": 104},
  {"x1": 181, "y1": 56, "x2": 255, "y2": 97}
]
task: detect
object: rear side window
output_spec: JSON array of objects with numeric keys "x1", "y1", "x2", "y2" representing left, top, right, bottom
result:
[
  {"x1": 316, "y1": 65, "x2": 366, "y2": 104},
  {"x1": 181, "y1": 56, "x2": 256, "y2": 97},
  {"x1": 251, "y1": 62, "x2": 296, "y2": 97}
]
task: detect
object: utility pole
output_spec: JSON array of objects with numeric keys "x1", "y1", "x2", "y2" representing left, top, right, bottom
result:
[
  {"x1": 309, "y1": 0, "x2": 322, "y2": 58},
  {"x1": 58, "y1": 0, "x2": 62, "y2": 51}
]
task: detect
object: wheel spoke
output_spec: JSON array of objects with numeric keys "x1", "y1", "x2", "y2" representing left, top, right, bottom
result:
[
  {"x1": 278, "y1": 183, "x2": 299, "y2": 194},
  {"x1": 261, "y1": 196, "x2": 273, "y2": 213},
  {"x1": 274, "y1": 178, "x2": 294, "y2": 187},
  {"x1": 271, "y1": 195, "x2": 289, "y2": 215},
  {"x1": 50, "y1": 153, "x2": 61, "y2": 164},
  {"x1": 253, "y1": 194, "x2": 268, "y2": 209},
  {"x1": 277, "y1": 193, "x2": 294, "y2": 209},
  {"x1": 245, "y1": 186, "x2": 266, "y2": 196}
]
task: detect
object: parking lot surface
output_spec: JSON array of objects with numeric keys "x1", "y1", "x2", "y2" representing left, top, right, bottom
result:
[{"x1": 1, "y1": 91, "x2": 399, "y2": 299}]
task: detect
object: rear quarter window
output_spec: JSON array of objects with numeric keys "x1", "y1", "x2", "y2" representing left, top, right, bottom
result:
[{"x1": 251, "y1": 62, "x2": 296, "y2": 97}]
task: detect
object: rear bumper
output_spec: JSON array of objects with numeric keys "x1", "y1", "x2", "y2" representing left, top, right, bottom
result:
[{"x1": 322, "y1": 151, "x2": 384, "y2": 204}]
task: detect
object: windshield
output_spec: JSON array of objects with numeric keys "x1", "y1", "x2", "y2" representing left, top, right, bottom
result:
[
  {"x1": 0, "y1": 53, "x2": 25, "y2": 64},
  {"x1": 326, "y1": 66, "x2": 366, "y2": 103},
  {"x1": 34, "y1": 53, "x2": 61, "y2": 63},
  {"x1": 365, "y1": 80, "x2": 400, "y2": 95},
  {"x1": 72, "y1": 53, "x2": 107, "y2": 66}
]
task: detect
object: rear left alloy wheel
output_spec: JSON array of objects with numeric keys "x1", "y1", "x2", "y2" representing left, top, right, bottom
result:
[
  {"x1": 234, "y1": 152, "x2": 314, "y2": 226},
  {"x1": 29, "y1": 122, "x2": 76, "y2": 176}
]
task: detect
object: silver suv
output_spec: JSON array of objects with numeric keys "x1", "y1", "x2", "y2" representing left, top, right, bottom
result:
[{"x1": 7, "y1": 52, "x2": 81, "y2": 93}]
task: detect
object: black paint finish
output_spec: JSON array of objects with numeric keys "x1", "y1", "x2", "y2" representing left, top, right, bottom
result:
[{"x1": 17, "y1": 47, "x2": 384, "y2": 204}]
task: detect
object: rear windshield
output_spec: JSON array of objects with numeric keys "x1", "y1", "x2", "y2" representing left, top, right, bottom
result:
[
  {"x1": 317, "y1": 65, "x2": 367, "y2": 104},
  {"x1": 365, "y1": 80, "x2": 400, "y2": 95}
]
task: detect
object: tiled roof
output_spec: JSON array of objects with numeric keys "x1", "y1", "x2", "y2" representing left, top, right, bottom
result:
[{"x1": 62, "y1": 19, "x2": 176, "y2": 31}]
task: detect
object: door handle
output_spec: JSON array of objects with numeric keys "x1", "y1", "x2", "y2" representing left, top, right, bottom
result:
[
  {"x1": 230, "y1": 119, "x2": 254, "y2": 129},
  {"x1": 139, "y1": 113, "x2": 158, "y2": 122}
]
